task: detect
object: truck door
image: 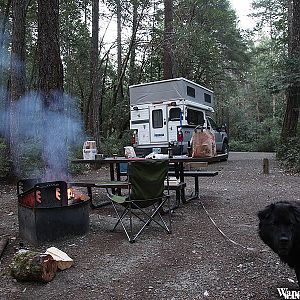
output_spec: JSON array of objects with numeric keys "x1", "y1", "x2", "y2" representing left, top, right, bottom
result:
[
  {"x1": 150, "y1": 105, "x2": 168, "y2": 143},
  {"x1": 207, "y1": 116, "x2": 223, "y2": 152}
]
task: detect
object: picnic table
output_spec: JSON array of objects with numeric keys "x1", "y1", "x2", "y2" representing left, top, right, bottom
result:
[{"x1": 71, "y1": 154, "x2": 226, "y2": 208}]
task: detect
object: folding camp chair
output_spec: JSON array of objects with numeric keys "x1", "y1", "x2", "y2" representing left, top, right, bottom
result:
[{"x1": 106, "y1": 160, "x2": 171, "y2": 243}]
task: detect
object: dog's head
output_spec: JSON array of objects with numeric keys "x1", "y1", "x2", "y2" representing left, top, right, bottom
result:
[{"x1": 258, "y1": 201, "x2": 300, "y2": 257}]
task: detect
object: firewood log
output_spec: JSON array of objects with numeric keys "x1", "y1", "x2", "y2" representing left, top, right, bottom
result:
[{"x1": 10, "y1": 250, "x2": 58, "y2": 283}]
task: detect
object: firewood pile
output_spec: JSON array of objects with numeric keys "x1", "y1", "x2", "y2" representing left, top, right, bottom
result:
[{"x1": 10, "y1": 247, "x2": 74, "y2": 283}]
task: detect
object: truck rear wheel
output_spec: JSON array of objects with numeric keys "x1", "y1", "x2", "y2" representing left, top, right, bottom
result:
[{"x1": 222, "y1": 142, "x2": 229, "y2": 155}]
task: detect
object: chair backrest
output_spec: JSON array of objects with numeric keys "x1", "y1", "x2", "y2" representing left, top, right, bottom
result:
[{"x1": 128, "y1": 160, "x2": 168, "y2": 208}]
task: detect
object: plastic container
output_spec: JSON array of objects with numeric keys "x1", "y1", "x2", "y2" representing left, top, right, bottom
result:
[{"x1": 83, "y1": 141, "x2": 97, "y2": 160}]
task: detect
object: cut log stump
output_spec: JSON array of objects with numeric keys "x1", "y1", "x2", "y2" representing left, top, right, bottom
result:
[
  {"x1": 10, "y1": 250, "x2": 58, "y2": 283},
  {"x1": 263, "y1": 158, "x2": 269, "y2": 174},
  {"x1": 0, "y1": 236, "x2": 9, "y2": 259}
]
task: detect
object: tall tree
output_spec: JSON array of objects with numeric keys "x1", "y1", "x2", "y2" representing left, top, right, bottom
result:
[
  {"x1": 163, "y1": 0, "x2": 174, "y2": 79},
  {"x1": 90, "y1": 0, "x2": 101, "y2": 147},
  {"x1": 281, "y1": 0, "x2": 300, "y2": 138},
  {"x1": 11, "y1": 0, "x2": 26, "y2": 101},
  {"x1": 10, "y1": 0, "x2": 27, "y2": 177},
  {"x1": 0, "y1": 0, "x2": 12, "y2": 85},
  {"x1": 129, "y1": 0, "x2": 138, "y2": 86},
  {"x1": 37, "y1": 0, "x2": 63, "y2": 106},
  {"x1": 37, "y1": 0, "x2": 64, "y2": 179}
]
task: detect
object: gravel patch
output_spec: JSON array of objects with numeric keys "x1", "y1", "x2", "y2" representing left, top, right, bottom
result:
[{"x1": 0, "y1": 152, "x2": 299, "y2": 299}]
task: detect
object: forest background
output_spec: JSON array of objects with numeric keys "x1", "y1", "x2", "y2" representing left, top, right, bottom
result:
[{"x1": 0, "y1": 0, "x2": 299, "y2": 180}]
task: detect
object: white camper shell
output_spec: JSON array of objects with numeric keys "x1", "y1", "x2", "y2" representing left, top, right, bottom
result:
[{"x1": 129, "y1": 78, "x2": 228, "y2": 156}]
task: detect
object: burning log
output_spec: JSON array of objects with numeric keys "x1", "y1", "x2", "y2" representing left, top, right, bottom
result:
[
  {"x1": 10, "y1": 250, "x2": 58, "y2": 283},
  {"x1": 67, "y1": 187, "x2": 90, "y2": 205}
]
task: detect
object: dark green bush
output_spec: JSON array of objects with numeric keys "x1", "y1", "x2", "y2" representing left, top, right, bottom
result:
[
  {"x1": 18, "y1": 139, "x2": 43, "y2": 178},
  {"x1": 277, "y1": 137, "x2": 300, "y2": 173},
  {"x1": 0, "y1": 138, "x2": 11, "y2": 178},
  {"x1": 100, "y1": 130, "x2": 132, "y2": 156},
  {"x1": 228, "y1": 140, "x2": 255, "y2": 152},
  {"x1": 68, "y1": 145, "x2": 86, "y2": 175}
]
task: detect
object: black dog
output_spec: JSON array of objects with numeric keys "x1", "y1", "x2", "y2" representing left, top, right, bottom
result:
[{"x1": 258, "y1": 201, "x2": 300, "y2": 287}]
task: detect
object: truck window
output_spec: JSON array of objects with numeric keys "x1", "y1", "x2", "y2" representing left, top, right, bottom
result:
[
  {"x1": 207, "y1": 117, "x2": 217, "y2": 130},
  {"x1": 152, "y1": 109, "x2": 163, "y2": 128},
  {"x1": 169, "y1": 108, "x2": 181, "y2": 121},
  {"x1": 187, "y1": 109, "x2": 204, "y2": 126}
]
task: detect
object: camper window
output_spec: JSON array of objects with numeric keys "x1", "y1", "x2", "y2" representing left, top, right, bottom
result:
[
  {"x1": 204, "y1": 93, "x2": 212, "y2": 103},
  {"x1": 187, "y1": 86, "x2": 195, "y2": 98},
  {"x1": 152, "y1": 109, "x2": 163, "y2": 128},
  {"x1": 169, "y1": 108, "x2": 181, "y2": 121},
  {"x1": 187, "y1": 109, "x2": 204, "y2": 126}
]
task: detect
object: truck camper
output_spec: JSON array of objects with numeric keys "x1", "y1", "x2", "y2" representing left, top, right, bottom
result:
[{"x1": 129, "y1": 78, "x2": 228, "y2": 157}]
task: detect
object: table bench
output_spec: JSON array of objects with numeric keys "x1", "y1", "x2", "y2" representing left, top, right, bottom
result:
[
  {"x1": 70, "y1": 178, "x2": 186, "y2": 210},
  {"x1": 168, "y1": 170, "x2": 218, "y2": 201},
  {"x1": 69, "y1": 181, "x2": 130, "y2": 209}
]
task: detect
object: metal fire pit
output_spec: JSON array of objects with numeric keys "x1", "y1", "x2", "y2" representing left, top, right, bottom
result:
[{"x1": 17, "y1": 179, "x2": 90, "y2": 244}]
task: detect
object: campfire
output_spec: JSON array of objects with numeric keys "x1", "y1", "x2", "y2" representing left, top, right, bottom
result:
[
  {"x1": 18, "y1": 179, "x2": 89, "y2": 208},
  {"x1": 17, "y1": 179, "x2": 91, "y2": 243},
  {"x1": 67, "y1": 187, "x2": 89, "y2": 205}
]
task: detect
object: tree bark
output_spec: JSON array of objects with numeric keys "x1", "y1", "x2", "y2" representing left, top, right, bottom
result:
[
  {"x1": 129, "y1": 0, "x2": 138, "y2": 86},
  {"x1": 37, "y1": 0, "x2": 64, "y2": 180},
  {"x1": 90, "y1": 0, "x2": 101, "y2": 148},
  {"x1": 37, "y1": 0, "x2": 64, "y2": 106},
  {"x1": 163, "y1": 0, "x2": 174, "y2": 80},
  {"x1": 11, "y1": 0, "x2": 26, "y2": 107},
  {"x1": 10, "y1": 251, "x2": 58, "y2": 283},
  {"x1": 112, "y1": 0, "x2": 124, "y2": 108},
  {"x1": 281, "y1": 0, "x2": 300, "y2": 139},
  {"x1": 10, "y1": 0, "x2": 27, "y2": 177}
]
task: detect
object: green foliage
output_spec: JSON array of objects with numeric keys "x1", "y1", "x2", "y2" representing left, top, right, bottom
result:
[
  {"x1": 173, "y1": 0, "x2": 249, "y2": 87},
  {"x1": 0, "y1": 139, "x2": 10, "y2": 177},
  {"x1": 229, "y1": 140, "x2": 255, "y2": 152},
  {"x1": 277, "y1": 137, "x2": 300, "y2": 173},
  {"x1": 68, "y1": 145, "x2": 86, "y2": 175},
  {"x1": 100, "y1": 130, "x2": 133, "y2": 156},
  {"x1": 17, "y1": 139, "x2": 43, "y2": 179}
]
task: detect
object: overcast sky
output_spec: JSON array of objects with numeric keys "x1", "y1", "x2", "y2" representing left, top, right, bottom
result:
[{"x1": 230, "y1": 0, "x2": 255, "y2": 30}]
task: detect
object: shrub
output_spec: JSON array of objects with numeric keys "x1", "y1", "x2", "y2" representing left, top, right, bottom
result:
[
  {"x1": 100, "y1": 130, "x2": 132, "y2": 156},
  {"x1": 277, "y1": 137, "x2": 300, "y2": 173},
  {"x1": 17, "y1": 139, "x2": 43, "y2": 178},
  {"x1": 68, "y1": 145, "x2": 86, "y2": 175},
  {"x1": 229, "y1": 140, "x2": 255, "y2": 152},
  {"x1": 0, "y1": 138, "x2": 11, "y2": 178}
]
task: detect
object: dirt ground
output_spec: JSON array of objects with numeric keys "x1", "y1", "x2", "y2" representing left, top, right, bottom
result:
[{"x1": 0, "y1": 152, "x2": 300, "y2": 300}]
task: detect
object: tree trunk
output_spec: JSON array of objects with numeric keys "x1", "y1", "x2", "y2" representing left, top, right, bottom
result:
[
  {"x1": 0, "y1": 0, "x2": 12, "y2": 66},
  {"x1": 10, "y1": 0, "x2": 27, "y2": 177},
  {"x1": 37, "y1": 0, "x2": 64, "y2": 106},
  {"x1": 111, "y1": 0, "x2": 123, "y2": 109},
  {"x1": 90, "y1": 0, "x2": 101, "y2": 148},
  {"x1": 129, "y1": 0, "x2": 138, "y2": 86},
  {"x1": 281, "y1": 0, "x2": 300, "y2": 139},
  {"x1": 37, "y1": 0, "x2": 64, "y2": 180},
  {"x1": 163, "y1": 0, "x2": 174, "y2": 80},
  {"x1": 10, "y1": 251, "x2": 58, "y2": 283}
]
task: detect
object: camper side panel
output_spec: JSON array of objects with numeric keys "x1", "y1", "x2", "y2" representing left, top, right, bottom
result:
[
  {"x1": 129, "y1": 78, "x2": 214, "y2": 108},
  {"x1": 130, "y1": 108, "x2": 150, "y2": 145},
  {"x1": 129, "y1": 81, "x2": 184, "y2": 105}
]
